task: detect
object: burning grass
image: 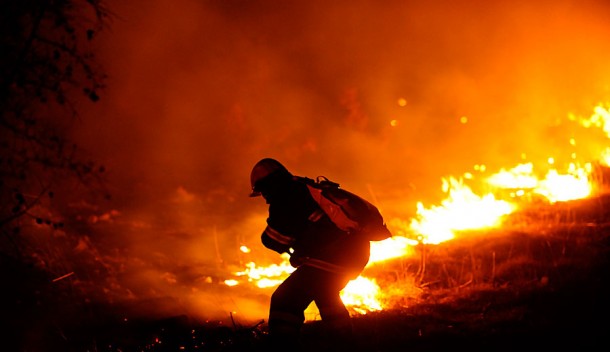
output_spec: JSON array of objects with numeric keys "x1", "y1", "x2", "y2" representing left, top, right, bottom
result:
[
  {"x1": 4, "y1": 100, "x2": 610, "y2": 350},
  {"x1": 4, "y1": 194, "x2": 610, "y2": 351}
]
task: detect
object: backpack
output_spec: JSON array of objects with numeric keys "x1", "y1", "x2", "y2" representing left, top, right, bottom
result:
[{"x1": 295, "y1": 175, "x2": 392, "y2": 241}]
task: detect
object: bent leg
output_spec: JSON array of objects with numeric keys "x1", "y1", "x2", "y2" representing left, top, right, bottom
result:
[
  {"x1": 268, "y1": 266, "x2": 317, "y2": 349},
  {"x1": 312, "y1": 274, "x2": 354, "y2": 349}
]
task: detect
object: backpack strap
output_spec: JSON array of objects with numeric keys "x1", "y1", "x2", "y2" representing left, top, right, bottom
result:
[{"x1": 315, "y1": 175, "x2": 340, "y2": 188}]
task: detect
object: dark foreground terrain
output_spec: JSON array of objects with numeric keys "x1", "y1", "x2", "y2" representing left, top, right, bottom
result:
[{"x1": 4, "y1": 195, "x2": 610, "y2": 351}]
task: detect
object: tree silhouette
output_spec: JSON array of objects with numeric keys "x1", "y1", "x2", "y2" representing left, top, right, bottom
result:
[{"x1": 0, "y1": 0, "x2": 111, "y2": 258}]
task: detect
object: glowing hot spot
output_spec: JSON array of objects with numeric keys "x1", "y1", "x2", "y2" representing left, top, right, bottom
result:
[
  {"x1": 340, "y1": 276, "x2": 382, "y2": 314},
  {"x1": 410, "y1": 177, "x2": 516, "y2": 244},
  {"x1": 232, "y1": 253, "x2": 295, "y2": 288}
]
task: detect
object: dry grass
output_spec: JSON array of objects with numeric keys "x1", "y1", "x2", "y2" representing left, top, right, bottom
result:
[
  {"x1": 301, "y1": 195, "x2": 610, "y2": 351},
  {"x1": 3, "y1": 195, "x2": 610, "y2": 351}
]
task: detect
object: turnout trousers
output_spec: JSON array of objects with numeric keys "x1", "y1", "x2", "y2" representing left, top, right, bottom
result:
[{"x1": 268, "y1": 264, "x2": 355, "y2": 349}]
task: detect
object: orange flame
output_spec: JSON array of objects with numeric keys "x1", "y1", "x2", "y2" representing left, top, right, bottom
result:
[
  {"x1": 226, "y1": 102, "x2": 610, "y2": 315},
  {"x1": 340, "y1": 277, "x2": 382, "y2": 314},
  {"x1": 410, "y1": 176, "x2": 516, "y2": 244},
  {"x1": 233, "y1": 253, "x2": 295, "y2": 288},
  {"x1": 487, "y1": 162, "x2": 593, "y2": 203}
]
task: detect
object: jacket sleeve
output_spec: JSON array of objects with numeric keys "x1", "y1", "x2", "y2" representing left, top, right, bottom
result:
[{"x1": 261, "y1": 225, "x2": 295, "y2": 254}]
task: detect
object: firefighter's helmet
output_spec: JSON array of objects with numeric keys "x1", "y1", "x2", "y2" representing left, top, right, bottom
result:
[{"x1": 249, "y1": 158, "x2": 290, "y2": 197}]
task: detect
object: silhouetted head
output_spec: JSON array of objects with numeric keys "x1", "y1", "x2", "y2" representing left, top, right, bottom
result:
[{"x1": 249, "y1": 158, "x2": 292, "y2": 197}]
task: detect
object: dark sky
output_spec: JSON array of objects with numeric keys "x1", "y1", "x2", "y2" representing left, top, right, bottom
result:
[{"x1": 69, "y1": 0, "x2": 610, "y2": 321}]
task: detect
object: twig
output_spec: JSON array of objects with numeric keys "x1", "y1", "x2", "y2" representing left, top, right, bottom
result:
[
  {"x1": 470, "y1": 247, "x2": 477, "y2": 285},
  {"x1": 441, "y1": 262, "x2": 454, "y2": 288},
  {"x1": 52, "y1": 271, "x2": 74, "y2": 282},
  {"x1": 230, "y1": 311, "x2": 237, "y2": 330},
  {"x1": 419, "y1": 280, "x2": 441, "y2": 288},
  {"x1": 416, "y1": 241, "x2": 426, "y2": 284},
  {"x1": 491, "y1": 251, "x2": 496, "y2": 286},
  {"x1": 213, "y1": 226, "x2": 223, "y2": 267},
  {"x1": 459, "y1": 277, "x2": 473, "y2": 289}
]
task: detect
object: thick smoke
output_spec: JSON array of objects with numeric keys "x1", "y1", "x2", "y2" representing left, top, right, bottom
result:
[{"x1": 70, "y1": 0, "x2": 610, "y2": 322}]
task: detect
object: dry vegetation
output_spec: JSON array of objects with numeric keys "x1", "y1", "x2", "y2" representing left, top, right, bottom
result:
[{"x1": 4, "y1": 194, "x2": 610, "y2": 351}]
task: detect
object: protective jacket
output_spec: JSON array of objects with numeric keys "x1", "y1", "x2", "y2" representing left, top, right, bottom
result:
[{"x1": 261, "y1": 175, "x2": 370, "y2": 277}]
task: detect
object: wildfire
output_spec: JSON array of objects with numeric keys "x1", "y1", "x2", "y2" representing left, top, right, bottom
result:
[
  {"x1": 369, "y1": 236, "x2": 417, "y2": 263},
  {"x1": 224, "y1": 102, "x2": 610, "y2": 317},
  {"x1": 487, "y1": 162, "x2": 593, "y2": 203},
  {"x1": 410, "y1": 176, "x2": 516, "y2": 244},
  {"x1": 230, "y1": 253, "x2": 295, "y2": 289},
  {"x1": 571, "y1": 103, "x2": 610, "y2": 167},
  {"x1": 340, "y1": 277, "x2": 382, "y2": 314}
]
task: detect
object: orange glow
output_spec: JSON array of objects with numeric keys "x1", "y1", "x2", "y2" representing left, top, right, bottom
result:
[
  {"x1": 571, "y1": 103, "x2": 610, "y2": 166},
  {"x1": 534, "y1": 166, "x2": 592, "y2": 203},
  {"x1": 369, "y1": 236, "x2": 417, "y2": 263},
  {"x1": 573, "y1": 103, "x2": 610, "y2": 134},
  {"x1": 410, "y1": 177, "x2": 516, "y2": 244},
  {"x1": 487, "y1": 162, "x2": 593, "y2": 203},
  {"x1": 223, "y1": 100, "x2": 610, "y2": 314},
  {"x1": 340, "y1": 277, "x2": 382, "y2": 314},
  {"x1": 487, "y1": 163, "x2": 540, "y2": 190},
  {"x1": 232, "y1": 253, "x2": 295, "y2": 288},
  {"x1": 10, "y1": 0, "x2": 609, "y2": 331}
]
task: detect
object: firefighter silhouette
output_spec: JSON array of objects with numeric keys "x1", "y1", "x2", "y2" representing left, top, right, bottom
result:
[{"x1": 249, "y1": 158, "x2": 370, "y2": 349}]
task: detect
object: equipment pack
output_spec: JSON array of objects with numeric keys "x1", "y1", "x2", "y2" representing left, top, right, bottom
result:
[{"x1": 295, "y1": 176, "x2": 392, "y2": 241}]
